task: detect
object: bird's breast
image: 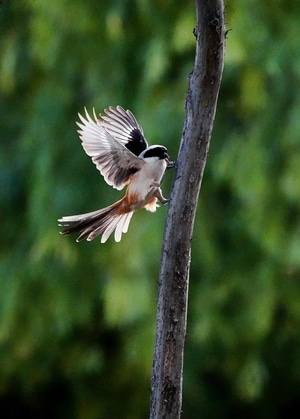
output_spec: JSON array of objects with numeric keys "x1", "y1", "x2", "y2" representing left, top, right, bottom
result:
[{"x1": 126, "y1": 159, "x2": 167, "y2": 205}]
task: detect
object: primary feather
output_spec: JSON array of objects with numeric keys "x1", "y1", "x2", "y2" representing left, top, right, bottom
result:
[{"x1": 77, "y1": 108, "x2": 144, "y2": 190}]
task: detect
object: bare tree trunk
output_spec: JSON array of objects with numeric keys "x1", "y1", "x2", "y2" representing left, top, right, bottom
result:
[{"x1": 150, "y1": 1, "x2": 226, "y2": 417}]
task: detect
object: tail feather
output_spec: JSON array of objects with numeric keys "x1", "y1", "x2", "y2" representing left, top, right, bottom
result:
[
  {"x1": 115, "y1": 212, "x2": 133, "y2": 241},
  {"x1": 99, "y1": 214, "x2": 123, "y2": 243},
  {"x1": 58, "y1": 199, "x2": 133, "y2": 243}
]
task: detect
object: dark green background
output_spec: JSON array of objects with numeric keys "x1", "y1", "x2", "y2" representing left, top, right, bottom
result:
[{"x1": 1, "y1": 0, "x2": 300, "y2": 417}]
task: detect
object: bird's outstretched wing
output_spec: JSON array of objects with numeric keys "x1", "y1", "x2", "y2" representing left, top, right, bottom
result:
[
  {"x1": 99, "y1": 106, "x2": 148, "y2": 156},
  {"x1": 77, "y1": 108, "x2": 145, "y2": 190}
]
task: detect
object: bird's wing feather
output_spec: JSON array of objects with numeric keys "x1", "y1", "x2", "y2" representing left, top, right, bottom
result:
[
  {"x1": 99, "y1": 106, "x2": 148, "y2": 156},
  {"x1": 77, "y1": 108, "x2": 144, "y2": 190}
]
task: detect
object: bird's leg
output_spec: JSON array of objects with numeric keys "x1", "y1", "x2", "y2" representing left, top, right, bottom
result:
[
  {"x1": 151, "y1": 181, "x2": 160, "y2": 188},
  {"x1": 154, "y1": 187, "x2": 169, "y2": 205}
]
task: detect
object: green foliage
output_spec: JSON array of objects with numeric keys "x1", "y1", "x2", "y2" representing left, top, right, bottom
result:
[{"x1": 1, "y1": 0, "x2": 300, "y2": 417}]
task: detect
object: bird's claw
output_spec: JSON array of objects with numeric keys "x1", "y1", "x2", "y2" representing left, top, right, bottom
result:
[{"x1": 166, "y1": 160, "x2": 176, "y2": 169}]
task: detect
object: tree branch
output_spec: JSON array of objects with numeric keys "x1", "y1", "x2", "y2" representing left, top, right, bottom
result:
[{"x1": 150, "y1": 1, "x2": 225, "y2": 417}]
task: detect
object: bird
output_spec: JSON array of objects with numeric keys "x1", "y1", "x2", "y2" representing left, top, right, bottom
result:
[{"x1": 58, "y1": 106, "x2": 174, "y2": 243}]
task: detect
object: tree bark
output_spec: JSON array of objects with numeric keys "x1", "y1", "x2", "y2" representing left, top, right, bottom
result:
[{"x1": 150, "y1": 1, "x2": 225, "y2": 417}]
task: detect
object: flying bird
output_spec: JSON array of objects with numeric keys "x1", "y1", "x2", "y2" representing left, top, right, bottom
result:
[{"x1": 58, "y1": 106, "x2": 174, "y2": 243}]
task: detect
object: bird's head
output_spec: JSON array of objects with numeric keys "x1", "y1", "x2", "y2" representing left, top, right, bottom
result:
[{"x1": 139, "y1": 145, "x2": 169, "y2": 160}]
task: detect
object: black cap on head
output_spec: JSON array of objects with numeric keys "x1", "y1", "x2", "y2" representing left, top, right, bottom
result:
[{"x1": 141, "y1": 145, "x2": 168, "y2": 160}]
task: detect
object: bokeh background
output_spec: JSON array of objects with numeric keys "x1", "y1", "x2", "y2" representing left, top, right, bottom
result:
[{"x1": 1, "y1": 0, "x2": 300, "y2": 418}]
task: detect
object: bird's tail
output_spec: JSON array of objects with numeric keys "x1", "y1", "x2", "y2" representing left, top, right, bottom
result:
[{"x1": 58, "y1": 198, "x2": 134, "y2": 243}]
